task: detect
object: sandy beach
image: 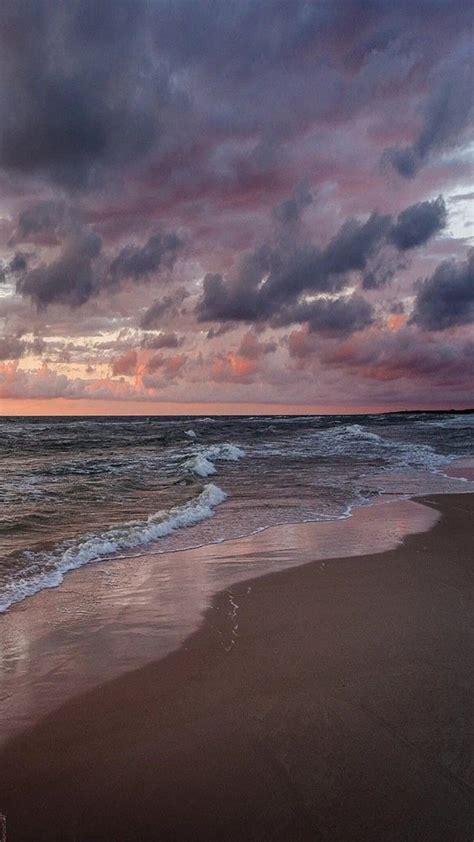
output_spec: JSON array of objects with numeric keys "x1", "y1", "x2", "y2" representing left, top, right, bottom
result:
[{"x1": 1, "y1": 493, "x2": 473, "y2": 841}]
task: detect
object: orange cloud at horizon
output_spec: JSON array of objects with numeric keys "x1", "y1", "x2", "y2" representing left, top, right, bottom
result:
[{"x1": 0, "y1": 398, "x2": 470, "y2": 417}]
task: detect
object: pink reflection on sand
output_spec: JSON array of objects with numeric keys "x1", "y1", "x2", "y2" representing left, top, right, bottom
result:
[{"x1": 0, "y1": 498, "x2": 438, "y2": 744}]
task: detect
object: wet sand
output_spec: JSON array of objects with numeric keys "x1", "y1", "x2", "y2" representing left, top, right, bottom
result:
[
  {"x1": 1, "y1": 494, "x2": 473, "y2": 841},
  {"x1": 0, "y1": 497, "x2": 438, "y2": 745}
]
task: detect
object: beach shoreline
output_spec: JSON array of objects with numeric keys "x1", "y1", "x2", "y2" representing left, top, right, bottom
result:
[
  {"x1": 1, "y1": 492, "x2": 473, "y2": 841},
  {"x1": 0, "y1": 494, "x2": 440, "y2": 745}
]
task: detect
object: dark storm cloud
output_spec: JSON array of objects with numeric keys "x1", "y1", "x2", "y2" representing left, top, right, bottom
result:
[
  {"x1": 205, "y1": 324, "x2": 234, "y2": 340},
  {"x1": 140, "y1": 298, "x2": 174, "y2": 330},
  {"x1": 388, "y1": 197, "x2": 447, "y2": 251},
  {"x1": 12, "y1": 200, "x2": 101, "y2": 306},
  {"x1": 9, "y1": 253, "x2": 28, "y2": 273},
  {"x1": 149, "y1": 0, "x2": 471, "y2": 199},
  {"x1": 361, "y1": 196, "x2": 447, "y2": 289},
  {"x1": 16, "y1": 229, "x2": 102, "y2": 309},
  {"x1": 141, "y1": 331, "x2": 180, "y2": 350},
  {"x1": 411, "y1": 251, "x2": 474, "y2": 331},
  {"x1": 0, "y1": 0, "x2": 185, "y2": 189},
  {"x1": 15, "y1": 201, "x2": 73, "y2": 241},
  {"x1": 108, "y1": 233, "x2": 184, "y2": 287},
  {"x1": 197, "y1": 195, "x2": 446, "y2": 329},
  {"x1": 0, "y1": 335, "x2": 26, "y2": 360},
  {"x1": 321, "y1": 213, "x2": 391, "y2": 277},
  {"x1": 361, "y1": 256, "x2": 406, "y2": 291},
  {"x1": 0, "y1": 251, "x2": 28, "y2": 283},
  {"x1": 272, "y1": 180, "x2": 313, "y2": 227},
  {"x1": 385, "y1": 41, "x2": 473, "y2": 178},
  {"x1": 154, "y1": 0, "x2": 467, "y2": 105},
  {"x1": 13, "y1": 199, "x2": 184, "y2": 308},
  {"x1": 0, "y1": 0, "x2": 469, "y2": 195},
  {"x1": 1, "y1": 0, "x2": 472, "y2": 408},
  {"x1": 390, "y1": 302, "x2": 405, "y2": 315},
  {"x1": 139, "y1": 288, "x2": 189, "y2": 329},
  {"x1": 0, "y1": 333, "x2": 51, "y2": 360},
  {"x1": 274, "y1": 295, "x2": 374, "y2": 336},
  {"x1": 197, "y1": 212, "x2": 390, "y2": 325}
]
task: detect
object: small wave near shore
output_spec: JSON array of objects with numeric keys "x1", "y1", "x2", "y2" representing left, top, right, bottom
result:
[
  {"x1": 0, "y1": 482, "x2": 228, "y2": 613},
  {"x1": 0, "y1": 412, "x2": 472, "y2": 614}
]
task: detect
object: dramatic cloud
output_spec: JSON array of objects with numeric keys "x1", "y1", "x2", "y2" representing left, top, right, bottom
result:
[
  {"x1": 13, "y1": 202, "x2": 183, "y2": 308},
  {"x1": 272, "y1": 180, "x2": 313, "y2": 226},
  {"x1": 141, "y1": 332, "x2": 180, "y2": 350},
  {"x1": 0, "y1": 336, "x2": 25, "y2": 360},
  {"x1": 388, "y1": 197, "x2": 447, "y2": 251},
  {"x1": 0, "y1": 252, "x2": 29, "y2": 283},
  {"x1": 139, "y1": 289, "x2": 189, "y2": 330},
  {"x1": 411, "y1": 251, "x2": 474, "y2": 331},
  {"x1": 107, "y1": 233, "x2": 183, "y2": 287},
  {"x1": 0, "y1": 0, "x2": 470, "y2": 197},
  {"x1": 16, "y1": 228, "x2": 102, "y2": 308},
  {"x1": 386, "y1": 41, "x2": 473, "y2": 178},
  {"x1": 0, "y1": 0, "x2": 472, "y2": 409},
  {"x1": 0, "y1": 0, "x2": 187, "y2": 189},
  {"x1": 8, "y1": 253, "x2": 28, "y2": 273},
  {"x1": 197, "y1": 196, "x2": 446, "y2": 330},
  {"x1": 275, "y1": 295, "x2": 374, "y2": 336},
  {"x1": 15, "y1": 200, "x2": 74, "y2": 242}
]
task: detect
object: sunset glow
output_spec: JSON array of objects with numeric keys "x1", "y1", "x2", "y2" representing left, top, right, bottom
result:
[{"x1": 0, "y1": 1, "x2": 472, "y2": 413}]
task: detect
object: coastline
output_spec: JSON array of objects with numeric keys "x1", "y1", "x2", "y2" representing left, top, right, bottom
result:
[
  {"x1": 0, "y1": 495, "x2": 439, "y2": 745},
  {"x1": 1, "y1": 493, "x2": 473, "y2": 840}
]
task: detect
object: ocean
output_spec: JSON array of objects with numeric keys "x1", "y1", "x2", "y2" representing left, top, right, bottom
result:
[{"x1": 1, "y1": 412, "x2": 473, "y2": 613}]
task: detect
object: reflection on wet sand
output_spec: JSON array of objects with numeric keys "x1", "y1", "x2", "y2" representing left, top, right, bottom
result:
[{"x1": 0, "y1": 497, "x2": 438, "y2": 744}]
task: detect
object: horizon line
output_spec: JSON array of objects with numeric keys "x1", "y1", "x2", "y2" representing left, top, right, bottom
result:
[{"x1": 1, "y1": 399, "x2": 473, "y2": 418}]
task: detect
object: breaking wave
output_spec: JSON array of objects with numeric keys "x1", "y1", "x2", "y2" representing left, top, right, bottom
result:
[
  {"x1": 1, "y1": 413, "x2": 472, "y2": 615},
  {"x1": 184, "y1": 443, "x2": 245, "y2": 477},
  {"x1": 0, "y1": 483, "x2": 227, "y2": 613}
]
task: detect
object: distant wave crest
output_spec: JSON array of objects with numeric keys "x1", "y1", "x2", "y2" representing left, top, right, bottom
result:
[{"x1": 184, "y1": 442, "x2": 245, "y2": 477}]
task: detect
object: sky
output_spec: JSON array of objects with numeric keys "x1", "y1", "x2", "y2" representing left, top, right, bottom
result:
[{"x1": 0, "y1": 0, "x2": 473, "y2": 415}]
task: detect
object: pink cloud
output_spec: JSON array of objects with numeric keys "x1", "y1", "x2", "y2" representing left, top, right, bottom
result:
[{"x1": 111, "y1": 350, "x2": 138, "y2": 377}]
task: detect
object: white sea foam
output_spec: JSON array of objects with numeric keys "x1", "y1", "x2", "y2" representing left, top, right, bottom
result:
[
  {"x1": 185, "y1": 429, "x2": 197, "y2": 438},
  {"x1": 184, "y1": 442, "x2": 246, "y2": 476},
  {"x1": 247, "y1": 423, "x2": 455, "y2": 476},
  {"x1": 184, "y1": 454, "x2": 217, "y2": 477},
  {"x1": 205, "y1": 443, "x2": 246, "y2": 461},
  {"x1": 423, "y1": 415, "x2": 474, "y2": 428},
  {"x1": 0, "y1": 483, "x2": 227, "y2": 613},
  {"x1": 343, "y1": 423, "x2": 382, "y2": 442}
]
